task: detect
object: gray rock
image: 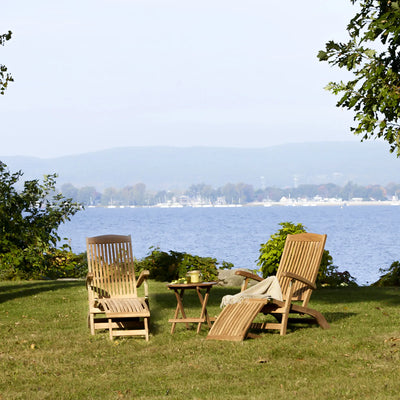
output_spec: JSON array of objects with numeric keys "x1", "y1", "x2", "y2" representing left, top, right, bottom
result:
[{"x1": 217, "y1": 269, "x2": 258, "y2": 287}]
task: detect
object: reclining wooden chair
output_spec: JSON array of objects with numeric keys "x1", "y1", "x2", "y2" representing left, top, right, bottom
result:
[
  {"x1": 86, "y1": 234, "x2": 150, "y2": 340},
  {"x1": 207, "y1": 233, "x2": 330, "y2": 341}
]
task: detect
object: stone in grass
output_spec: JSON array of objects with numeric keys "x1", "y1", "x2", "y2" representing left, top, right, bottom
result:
[{"x1": 217, "y1": 269, "x2": 259, "y2": 287}]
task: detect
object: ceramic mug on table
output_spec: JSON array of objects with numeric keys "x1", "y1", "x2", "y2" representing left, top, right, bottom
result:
[{"x1": 187, "y1": 270, "x2": 202, "y2": 283}]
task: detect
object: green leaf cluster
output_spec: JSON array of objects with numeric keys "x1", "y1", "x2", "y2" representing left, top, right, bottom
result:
[
  {"x1": 318, "y1": 0, "x2": 400, "y2": 156},
  {"x1": 135, "y1": 247, "x2": 233, "y2": 282},
  {"x1": 0, "y1": 30, "x2": 13, "y2": 95},
  {"x1": 257, "y1": 222, "x2": 307, "y2": 277},
  {"x1": 257, "y1": 222, "x2": 357, "y2": 287},
  {"x1": 372, "y1": 260, "x2": 400, "y2": 286},
  {"x1": 0, "y1": 162, "x2": 83, "y2": 279}
]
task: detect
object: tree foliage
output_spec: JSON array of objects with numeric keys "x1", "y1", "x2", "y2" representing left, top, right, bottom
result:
[
  {"x1": 372, "y1": 260, "x2": 400, "y2": 286},
  {"x1": 257, "y1": 222, "x2": 357, "y2": 287},
  {"x1": 257, "y1": 222, "x2": 308, "y2": 277},
  {"x1": 1, "y1": 31, "x2": 13, "y2": 95},
  {"x1": 134, "y1": 247, "x2": 233, "y2": 282},
  {"x1": 318, "y1": 0, "x2": 400, "y2": 156},
  {"x1": 0, "y1": 162, "x2": 83, "y2": 279}
]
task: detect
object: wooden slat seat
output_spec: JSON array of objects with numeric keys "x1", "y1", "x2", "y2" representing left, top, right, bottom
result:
[
  {"x1": 97, "y1": 298, "x2": 150, "y2": 317},
  {"x1": 207, "y1": 233, "x2": 329, "y2": 341},
  {"x1": 86, "y1": 234, "x2": 151, "y2": 340},
  {"x1": 207, "y1": 299, "x2": 268, "y2": 341}
]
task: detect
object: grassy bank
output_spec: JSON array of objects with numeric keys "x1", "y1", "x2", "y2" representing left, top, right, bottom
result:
[{"x1": 0, "y1": 281, "x2": 399, "y2": 399}]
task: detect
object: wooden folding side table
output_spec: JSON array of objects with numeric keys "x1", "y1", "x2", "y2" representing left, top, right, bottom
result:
[{"x1": 167, "y1": 282, "x2": 217, "y2": 334}]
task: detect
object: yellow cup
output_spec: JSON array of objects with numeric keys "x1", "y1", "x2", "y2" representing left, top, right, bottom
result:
[{"x1": 187, "y1": 270, "x2": 201, "y2": 283}]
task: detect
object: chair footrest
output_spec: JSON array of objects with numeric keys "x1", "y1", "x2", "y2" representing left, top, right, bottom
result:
[
  {"x1": 111, "y1": 329, "x2": 148, "y2": 337},
  {"x1": 207, "y1": 299, "x2": 268, "y2": 341},
  {"x1": 168, "y1": 318, "x2": 206, "y2": 323}
]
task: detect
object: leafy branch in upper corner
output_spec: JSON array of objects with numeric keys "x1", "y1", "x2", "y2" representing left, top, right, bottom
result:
[
  {"x1": 318, "y1": 1, "x2": 400, "y2": 156},
  {"x1": 1, "y1": 30, "x2": 13, "y2": 95}
]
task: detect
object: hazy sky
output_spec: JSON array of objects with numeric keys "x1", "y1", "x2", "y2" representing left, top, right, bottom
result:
[{"x1": 1, "y1": 0, "x2": 361, "y2": 158}]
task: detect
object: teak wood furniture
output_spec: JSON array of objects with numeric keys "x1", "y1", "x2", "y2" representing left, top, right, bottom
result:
[
  {"x1": 86, "y1": 234, "x2": 150, "y2": 341},
  {"x1": 207, "y1": 233, "x2": 330, "y2": 341},
  {"x1": 167, "y1": 282, "x2": 217, "y2": 334}
]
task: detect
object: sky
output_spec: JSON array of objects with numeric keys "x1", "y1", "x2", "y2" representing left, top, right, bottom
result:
[{"x1": 1, "y1": 0, "x2": 362, "y2": 158}]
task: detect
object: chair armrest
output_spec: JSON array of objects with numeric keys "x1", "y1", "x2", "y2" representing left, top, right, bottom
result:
[
  {"x1": 137, "y1": 270, "x2": 150, "y2": 288},
  {"x1": 86, "y1": 272, "x2": 94, "y2": 289},
  {"x1": 137, "y1": 270, "x2": 150, "y2": 299},
  {"x1": 235, "y1": 270, "x2": 263, "y2": 291},
  {"x1": 282, "y1": 271, "x2": 316, "y2": 290},
  {"x1": 234, "y1": 270, "x2": 264, "y2": 282}
]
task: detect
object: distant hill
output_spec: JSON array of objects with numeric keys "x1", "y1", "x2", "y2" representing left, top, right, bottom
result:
[{"x1": 1, "y1": 141, "x2": 399, "y2": 190}]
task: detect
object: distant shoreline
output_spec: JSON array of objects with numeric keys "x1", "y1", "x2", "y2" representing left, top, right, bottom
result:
[{"x1": 87, "y1": 200, "x2": 400, "y2": 209}]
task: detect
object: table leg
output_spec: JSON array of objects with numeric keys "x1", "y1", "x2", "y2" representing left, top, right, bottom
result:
[
  {"x1": 171, "y1": 288, "x2": 189, "y2": 334},
  {"x1": 196, "y1": 286, "x2": 211, "y2": 333}
]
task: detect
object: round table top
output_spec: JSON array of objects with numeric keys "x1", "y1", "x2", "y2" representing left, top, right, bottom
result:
[{"x1": 167, "y1": 281, "x2": 217, "y2": 289}]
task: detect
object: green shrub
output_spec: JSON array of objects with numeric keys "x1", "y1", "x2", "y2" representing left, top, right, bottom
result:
[
  {"x1": 135, "y1": 247, "x2": 233, "y2": 282},
  {"x1": 0, "y1": 162, "x2": 83, "y2": 280},
  {"x1": 40, "y1": 247, "x2": 88, "y2": 280},
  {"x1": 257, "y1": 221, "x2": 357, "y2": 287},
  {"x1": 372, "y1": 261, "x2": 400, "y2": 287},
  {"x1": 0, "y1": 242, "x2": 88, "y2": 280},
  {"x1": 257, "y1": 222, "x2": 307, "y2": 276}
]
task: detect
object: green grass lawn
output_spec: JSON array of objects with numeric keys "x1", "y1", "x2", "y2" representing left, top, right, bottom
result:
[{"x1": 0, "y1": 280, "x2": 399, "y2": 400}]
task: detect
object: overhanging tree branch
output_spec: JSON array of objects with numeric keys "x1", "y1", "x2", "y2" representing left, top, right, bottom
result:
[
  {"x1": 318, "y1": 1, "x2": 400, "y2": 156},
  {"x1": 1, "y1": 30, "x2": 13, "y2": 95}
]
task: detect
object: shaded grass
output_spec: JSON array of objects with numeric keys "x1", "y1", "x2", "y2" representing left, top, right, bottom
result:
[{"x1": 0, "y1": 281, "x2": 400, "y2": 399}]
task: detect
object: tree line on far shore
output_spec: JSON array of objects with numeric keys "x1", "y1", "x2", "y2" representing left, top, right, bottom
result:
[{"x1": 60, "y1": 181, "x2": 400, "y2": 207}]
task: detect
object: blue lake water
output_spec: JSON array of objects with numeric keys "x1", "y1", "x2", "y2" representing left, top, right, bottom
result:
[{"x1": 58, "y1": 205, "x2": 400, "y2": 285}]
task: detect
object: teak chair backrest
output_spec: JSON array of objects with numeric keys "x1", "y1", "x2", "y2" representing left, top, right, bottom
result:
[
  {"x1": 86, "y1": 234, "x2": 138, "y2": 299},
  {"x1": 276, "y1": 233, "x2": 327, "y2": 307}
]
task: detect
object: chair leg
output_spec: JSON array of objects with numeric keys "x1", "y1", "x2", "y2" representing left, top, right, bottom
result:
[
  {"x1": 280, "y1": 281, "x2": 294, "y2": 336},
  {"x1": 89, "y1": 313, "x2": 95, "y2": 335},
  {"x1": 108, "y1": 318, "x2": 113, "y2": 340},
  {"x1": 144, "y1": 318, "x2": 149, "y2": 342},
  {"x1": 280, "y1": 309, "x2": 289, "y2": 335}
]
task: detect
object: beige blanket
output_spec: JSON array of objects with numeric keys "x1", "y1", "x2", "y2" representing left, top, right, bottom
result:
[{"x1": 220, "y1": 276, "x2": 282, "y2": 308}]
